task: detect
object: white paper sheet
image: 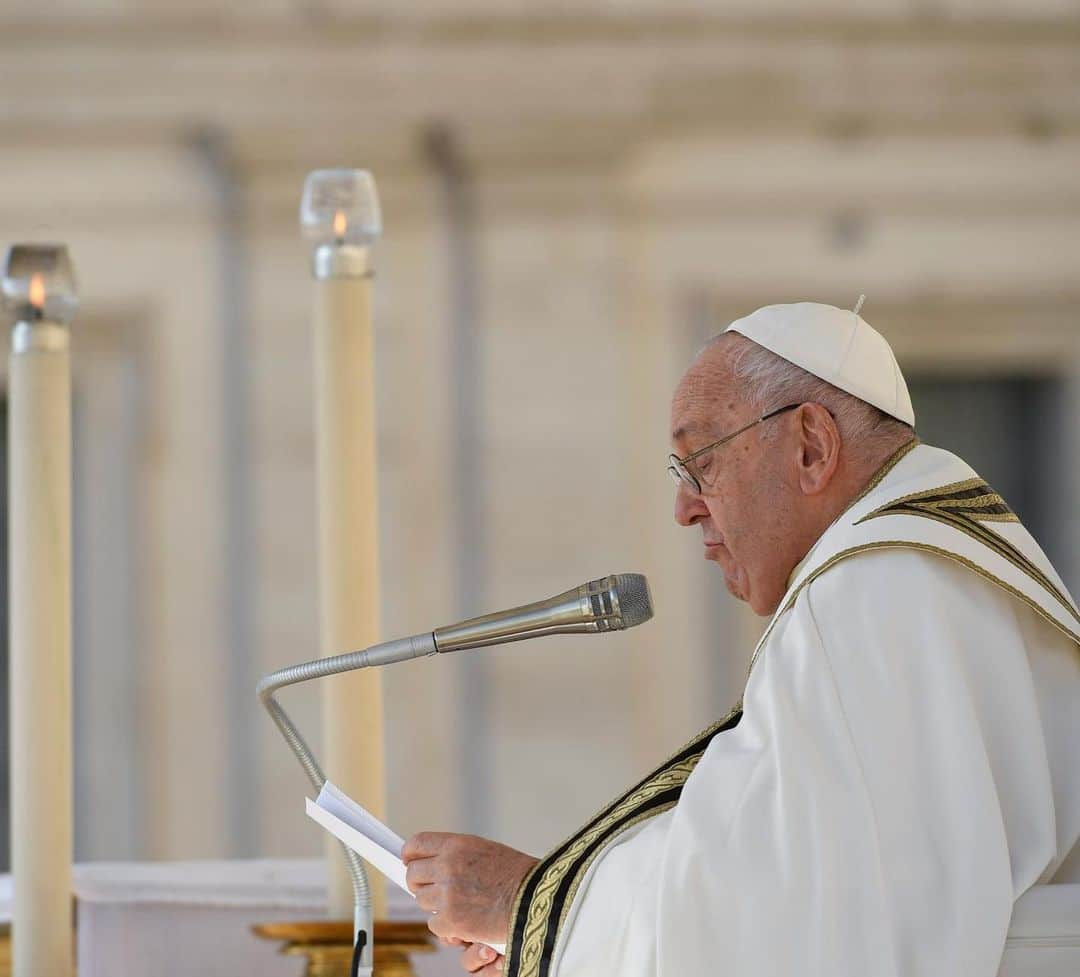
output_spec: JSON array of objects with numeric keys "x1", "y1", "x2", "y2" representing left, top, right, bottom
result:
[
  {"x1": 306, "y1": 781, "x2": 505, "y2": 955},
  {"x1": 317, "y1": 782, "x2": 407, "y2": 864},
  {"x1": 305, "y1": 795, "x2": 409, "y2": 894}
]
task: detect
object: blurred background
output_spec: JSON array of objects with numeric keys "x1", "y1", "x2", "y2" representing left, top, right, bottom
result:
[{"x1": 0, "y1": 1, "x2": 1078, "y2": 874}]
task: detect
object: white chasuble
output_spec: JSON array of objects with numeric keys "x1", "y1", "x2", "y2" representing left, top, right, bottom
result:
[{"x1": 502, "y1": 442, "x2": 1080, "y2": 977}]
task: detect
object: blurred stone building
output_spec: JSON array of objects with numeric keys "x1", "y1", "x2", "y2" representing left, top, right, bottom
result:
[{"x1": 0, "y1": 1, "x2": 1078, "y2": 869}]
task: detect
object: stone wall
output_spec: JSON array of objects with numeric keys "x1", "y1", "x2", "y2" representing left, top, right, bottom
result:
[{"x1": 0, "y1": 5, "x2": 1077, "y2": 863}]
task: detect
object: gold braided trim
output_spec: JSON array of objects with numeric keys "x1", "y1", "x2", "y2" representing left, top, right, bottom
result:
[
  {"x1": 514, "y1": 760, "x2": 697, "y2": 974},
  {"x1": 858, "y1": 482, "x2": 1077, "y2": 625},
  {"x1": 918, "y1": 491, "x2": 1017, "y2": 515},
  {"x1": 504, "y1": 706, "x2": 741, "y2": 977},
  {"x1": 554, "y1": 802, "x2": 679, "y2": 941},
  {"x1": 864, "y1": 476, "x2": 1019, "y2": 522},
  {"x1": 881, "y1": 509, "x2": 1069, "y2": 615},
  {"x1": 749, "y1": 541, "x2": 1080, "y2": 682},
  {"x1": 957, "y1": 510, "x2": 1023, "y2": 524}
]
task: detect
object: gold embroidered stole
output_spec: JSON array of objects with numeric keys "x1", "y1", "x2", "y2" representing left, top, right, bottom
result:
[
  {"x1": 502, "y1": 706, "x2": 742, "y2": 977},
  {"x1": 856, "y1": 476, "x2": 1076, "y2": 626}
]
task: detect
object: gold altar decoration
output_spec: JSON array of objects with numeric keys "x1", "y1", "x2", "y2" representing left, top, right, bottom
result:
[
  {"x1": 0, "y1": 923, "x2": 11, "y2": 977},
  {"x1": 253, "y1": 919, "x2": 436, "y2": 977}
]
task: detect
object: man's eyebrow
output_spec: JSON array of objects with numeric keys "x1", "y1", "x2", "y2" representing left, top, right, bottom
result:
[{"x1": 671, "y1": 423, "x2": 707, "y2": 442}]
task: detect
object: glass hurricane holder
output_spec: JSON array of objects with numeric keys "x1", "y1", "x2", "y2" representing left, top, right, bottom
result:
[{"x1": 301, "y1": 168, "x2": 382, "y2": 281}]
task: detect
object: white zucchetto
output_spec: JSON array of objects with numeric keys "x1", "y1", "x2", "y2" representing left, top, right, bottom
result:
[{"x1": 724, "y1": 302, "x2": 915, "y2": 427}]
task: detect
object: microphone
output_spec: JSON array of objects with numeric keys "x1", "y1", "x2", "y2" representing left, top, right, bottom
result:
[
  {"x1": 257, "y1": 572, "x2": 652, "y2": 965},
  {"x1": 433, "y1": 573, "x2": 654, "y2": 653}
]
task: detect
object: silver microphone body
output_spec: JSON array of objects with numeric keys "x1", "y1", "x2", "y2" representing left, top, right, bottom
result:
[{"x1": 433, "y1": 573, "x2": 653, "y2": 653}]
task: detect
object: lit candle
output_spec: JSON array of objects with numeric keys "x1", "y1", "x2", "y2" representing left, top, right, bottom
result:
[
  {"x1": 301, "y1": 170, "x2": 387, "y2": 920},
  {"x1": 2, "y1": 245, "x2": 77, "y2": 977}
]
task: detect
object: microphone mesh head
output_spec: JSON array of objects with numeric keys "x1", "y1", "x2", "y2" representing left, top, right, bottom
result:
[{"x1": 612, "y1": 574, "x2": 653, "y2": 629}]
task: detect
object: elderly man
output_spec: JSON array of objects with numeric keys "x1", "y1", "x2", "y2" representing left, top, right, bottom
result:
[{"x1": 403, "y1": 302, "x2": 1080, "y2": 977}]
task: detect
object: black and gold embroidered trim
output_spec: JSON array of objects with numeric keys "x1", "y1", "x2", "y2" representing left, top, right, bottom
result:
[
  {"x1": 503, "y1": 707, "x2": 743, "y2": 977},
  {"x1": 747, "y1": 539, "x2": 1080, "y2": 686},
  {"x1": 861, "y1": 477, "x2": 1019, "y2": 524},
  {"x1": 746, "y1": 473, "x2": 1079, "y2": 688},
  {"x1": 856, "y1": 478, "x2": 1079, "y2": 625}
]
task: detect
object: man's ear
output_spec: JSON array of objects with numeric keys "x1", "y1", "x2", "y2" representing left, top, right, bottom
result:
[{"x1": 795, "y1": 403, "x2": 841, "y2": 495}]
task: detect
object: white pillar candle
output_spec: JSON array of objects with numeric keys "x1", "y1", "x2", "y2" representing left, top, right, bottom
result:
[
  {"x1": 3, "y1": 245, "x2": 77, "y2": 977},
  {"x1": 302, "y1": 171, "x2": 387, "y2": 920}
]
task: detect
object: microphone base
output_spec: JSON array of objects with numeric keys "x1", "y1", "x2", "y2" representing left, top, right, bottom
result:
[{"x1": 252, "y1": 919, "x2": 435, "y2": 977}]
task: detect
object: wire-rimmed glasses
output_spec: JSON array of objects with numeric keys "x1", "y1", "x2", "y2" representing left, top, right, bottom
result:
[{"x1": 667, "y1": 403, "x2": 801, "y2": 494}]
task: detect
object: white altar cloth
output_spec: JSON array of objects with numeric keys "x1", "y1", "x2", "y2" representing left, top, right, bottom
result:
[{"x1": 0, "y1": 858, "x2": 457, "y2": 977}]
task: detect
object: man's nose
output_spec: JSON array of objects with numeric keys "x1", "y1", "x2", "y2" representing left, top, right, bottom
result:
[{"x1": 674, "y1": 481, "x2": 708, "y2": 526}]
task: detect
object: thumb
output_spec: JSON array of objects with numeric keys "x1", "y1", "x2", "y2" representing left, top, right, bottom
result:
[{"x1": 402, "y1": 831, "x2": 449, "y2": 862}]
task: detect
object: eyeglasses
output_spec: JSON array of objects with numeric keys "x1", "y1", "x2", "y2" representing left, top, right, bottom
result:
[{"x1": 667, "y1": 403, "x2": 801, "y2": 494}]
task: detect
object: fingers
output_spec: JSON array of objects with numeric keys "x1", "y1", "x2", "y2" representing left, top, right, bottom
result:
[
  {"x1": 427, "y1": 911, "x2": 453, "y2": 941},
  {"x1": 413, "y1": 882, "x2": 443, "y2": 913},
  {"x1": 461, "y1": 943, "x2": 503, "y2": 973},
  {"x1": 426, "y1": 908, "x2": 495, "y2": 950},
  {"x1": 405, "y1": 857, "x2": 438, "y2": 892},
  {"x1": 402, "y1": 831, "x2": 451, "y2": 862}
]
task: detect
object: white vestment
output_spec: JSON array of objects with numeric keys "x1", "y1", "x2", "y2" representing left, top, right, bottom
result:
[{"x1": 503, "y1": 443, "x2": 1080, "y2": 977}]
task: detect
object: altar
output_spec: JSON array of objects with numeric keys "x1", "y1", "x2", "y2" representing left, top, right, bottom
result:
[{"x1": 0, "y1": 860, "x2": 456, "y2": 977}]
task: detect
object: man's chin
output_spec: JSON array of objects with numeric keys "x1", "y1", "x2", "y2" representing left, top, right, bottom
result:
[
  {"x1": 721, "y1": 571, "x2": 748, "y2": 603},
  {"x1": 722, "y1": 572, "x2": 780, "y2": 617},
  {"x1": 748, "y1": 593, "x2": 782, "y2": 617}
]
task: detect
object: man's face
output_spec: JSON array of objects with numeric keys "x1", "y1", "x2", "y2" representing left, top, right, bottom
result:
[{"x1": 669, "y1": 353, "x2": 797, "y2": 616}]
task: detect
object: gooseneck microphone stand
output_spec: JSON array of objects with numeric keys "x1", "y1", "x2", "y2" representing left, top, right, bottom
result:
[
  {"x1": 258, "y1": 573, "x2": 653, "y2": 975},
  {"x1": 257, "y1": 633, "x2": 438, "y2": 976}
]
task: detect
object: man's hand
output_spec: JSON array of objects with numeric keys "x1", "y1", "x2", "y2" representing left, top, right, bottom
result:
[
  {"x1": 402, "y1": 832, "x2": 538, "y2": 946},
  {"x1": 433, "y1": 937, "x2": 504, "y2": 976},
  {"x1": 460, "y1": 940, "x2": 504, "y2": 975}
]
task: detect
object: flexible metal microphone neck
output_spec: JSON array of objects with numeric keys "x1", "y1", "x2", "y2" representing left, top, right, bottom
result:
[{"x1": 256, "y1": 572, "x2": 652, "y2": 967}]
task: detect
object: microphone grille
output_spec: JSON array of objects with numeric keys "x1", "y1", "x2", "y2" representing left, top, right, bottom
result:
[{"x1": 612, "y1": 574, "x2": 653, "y2": 629}]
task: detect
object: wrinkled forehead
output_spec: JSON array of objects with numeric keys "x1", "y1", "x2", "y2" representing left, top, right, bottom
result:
[{"x1": 669, "y1": 349, "x2": 748, "y2": 445}]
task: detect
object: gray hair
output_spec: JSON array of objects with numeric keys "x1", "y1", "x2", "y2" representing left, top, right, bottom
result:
[{"x1": 714, "y1": 333, "x2": 913, "y2": 455}]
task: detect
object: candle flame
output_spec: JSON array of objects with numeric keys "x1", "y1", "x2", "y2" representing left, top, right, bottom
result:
[
  {"x1": 333, "y1": 211, "x2": 347, "y2": 240},
  {"x1": 28, "y1": 273, "x2": 46, "y2": 312}
]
